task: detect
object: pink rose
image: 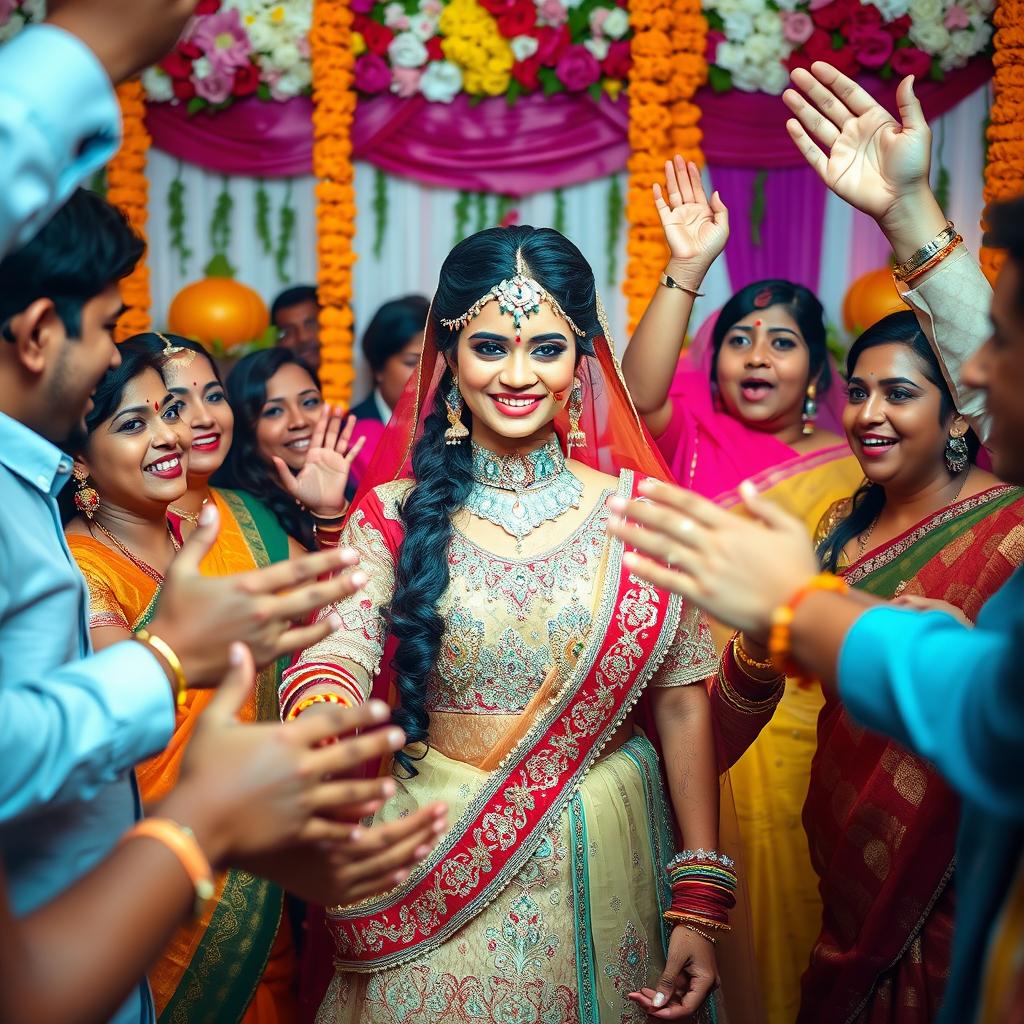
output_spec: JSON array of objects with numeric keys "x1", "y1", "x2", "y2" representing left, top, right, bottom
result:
[
  {"x1": 194, "y1": 66, "x2": 234, "y2": 104},
  {"x1": 191, "y1": 9, "x2": 251, "y2": 74},
  {"x1": 355, "y1": 53, "x2": 392, "y2": 93},
  {"x1": 782, "y1": 11, "x2": 815, "y2": 45},
  {"x1": 391, "y1": 65, "x2": 423, "y2": 97},
  {"x1": 944, "y1": 4, "x2": 970, "y2": 29},
  {"x1": 851, "y1": 25, "x2": 893, "y2": 68},
  {"x1": 554, "y1": 44, "x2": 601, "y2": 91},
  {"x1": 351, "y1": 0, "x2": 375, "y2": 12},
  {"x1": 538, "y1": 0, "x2": 568, "y2": 28},
  {"x1": 891, "y1": 45, "x2": 933, "y2": 78},
  {"x1": 589, "y1": 7, "x2": 610, "y2": 34}
]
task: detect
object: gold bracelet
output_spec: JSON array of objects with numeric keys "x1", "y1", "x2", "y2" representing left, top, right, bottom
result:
[
  {"x1": 901, "y1": 235, "x2": 963, "y2": 287},
  {"x1": 681, "y1": 923, "x2": 718, "y2": 945},
  {"x1": 122, "y1": 818, "x2": 215, "y2": 917},
  {"x1": 660, "y1": 272, "x2": 705, "y2": 297},
  {"x1": 137, "y1": 628, "x2": 187, "y2": 708},
  {"x1": 733, "y1": 633, "x2": 775, "y2": 674},
  {"x1": 285, "y1": 691, "x2": 348, "y2": 721},
  {"x1": 893, "y1": 220, "x2": 956, "y2": 280},
  {"x1": 717, "y1": 651, "x2": 783, "y2": 715}
]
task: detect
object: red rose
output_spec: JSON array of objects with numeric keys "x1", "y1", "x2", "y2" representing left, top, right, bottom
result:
[
  {"x1": 425, "y1": 36, "x2": 444, "y2": 62},
  {"x1": 512, "y1": 55, "x2": 542, "y2": 90},
  {"x1": 800, "y1": 28, "x2": 838, "y2": 64},
  {"x1": 850, "y1": 4, "x2": 882, "y2": 28},
  {"x1": 172, "y1": 78, "x2": 196, "y2": 101},
  {"x1": 354, "y1": 16, "x2": 395, "y2": 57},
  {"x1": 602, "y1": 39, "x2": 631, "y2": 79},
  {"x1": 160, "y1": 51, "x2": 194, "y2": 79},
  {"x1": 480, "y1": 0, "x2": 518, "y2": 14},
  {"x1": 195, "y1": 0, "x2": 220, "y2": 13},
  {"x1": 179, "y1": 41, "x2": 202, "y2": 60},
  {"x1": 233, "y1": 62, "x2": 260, "y2": 96},
  {"x1": 555, "y1": 44, "x2": 601, "y2": 92},
  {"x1": 812, "y1": 0, "x2": 855, "y2": 31},
  {"x1": 497, "y1": 1, "x2": 536, "y2": 37},
  {"x1": 828, "y1": 44, "x2": 860, "y2": 76},
  {"x1": 885, "y1": 14, "x2": 912, "y2": 35},
  {"x1": 535, "y1": 25, "x2": 571, "y2": 66},
  {"x1": 891, "y1": 45, "x2": 933, "y2": 78},
  {"x1": 850, "y1": 25, "x2": 893, "y2": 68}
]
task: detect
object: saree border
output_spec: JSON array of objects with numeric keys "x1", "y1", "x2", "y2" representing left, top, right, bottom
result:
[
  {"x1": 844, "y1": 485, "x2": 1016, "y2": 586},
  {"x1": 569, "y1": 793, "x2": 599, "y2": 1024},
  {"x1": 328, "y1": 470, "x2": 685, "y2": 971}
]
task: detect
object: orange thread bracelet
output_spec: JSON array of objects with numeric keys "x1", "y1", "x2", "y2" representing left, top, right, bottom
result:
[
  {"x1": 286, "y1": 691, "x2": 347, "y2": 721},
  {"x1": 122, "y1": 818, "x2": 215, "y2": 917},
  {"x1": 769, "y1": 573, "x2": 848, "y2": 685}
]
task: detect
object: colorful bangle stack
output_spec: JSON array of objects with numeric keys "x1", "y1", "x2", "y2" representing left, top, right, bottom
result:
[
  {"x1": 279, "y1": 661, "x2": 364, "y2": 720},
  {"x1": 717, "y1": 636, "x2": 785, "y2": 715},
  {"x1": 122, "y1": 818, "x2": 215, "y2": 917},
  {"x1": 136, "y1": 627, "x2": 188, "y2": 708},
  {"x1": 312, "y1": 509, "x2": 347, "y2": 551},
  {"x1": 768, "y1": 573, "x2": 848, "y2": 686},
  {"x1": 285, "y1": 690, "x2": 347, "y2": 722},
  {"x1": 664, "y1": 849, "x2": 738, "y2": 940},
  {"x1": 892, "y1": 221, "x2": 963, "y2": 287}
]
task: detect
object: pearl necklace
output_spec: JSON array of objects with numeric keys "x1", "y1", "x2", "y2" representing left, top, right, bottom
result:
[{"x1": 465, "y1": 438, "x2": 583, "y2": 549}]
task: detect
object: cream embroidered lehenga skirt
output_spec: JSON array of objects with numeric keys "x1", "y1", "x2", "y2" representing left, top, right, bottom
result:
[{"x1": 319, "y1": 738, "x2": 717, "y2": 1024}]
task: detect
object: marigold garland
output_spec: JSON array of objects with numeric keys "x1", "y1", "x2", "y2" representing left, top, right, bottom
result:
[
  {"x1": 623, "y1": 0, "x2": 706, "y2": 332},
  {"x1": 311, "y1": 0, "x2": 358, "y2": 405},
  {"x1": 979, "y1": 0, "x2": 1024, "y2": 285},
  {"x1": 107, "y1": 79, "x2": 151, "y2": 341}
]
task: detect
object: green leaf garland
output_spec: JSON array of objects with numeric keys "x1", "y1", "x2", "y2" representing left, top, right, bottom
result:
[
  {"x1": 255, "y1": 178, "x2": 273, "y2": 256},
  {"x1": 167, "y1": 162, "x2": 192, "y2": 276},
  {"x1": 275, "y1": 179, "x2": 296, "y2": 283},
  {"x1": 750, "y1": 170, "x2": 767, "y2": 248},
  {"x1": 208, "y1": 177, "x2": 236, "y2": 276},
  {"x1": 606, "y1": 176, "x2": 623, "y2": 287},
  {"x1": 373, "y1": 167, "x2": 388, "y2": 260},
  {"x1": 474, "y1": 192, "x2": 489, "y2": 234},
  {"x1": 553, "y1": 188, "x2": 566, "y2": 235},
  {"x1": 454, "y1": 191, "x2": 472, "y2": 247}
]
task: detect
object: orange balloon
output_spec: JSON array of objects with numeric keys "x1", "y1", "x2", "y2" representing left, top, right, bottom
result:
[
  {"x1": 842, "y1": 266, "x2": 909, "y2": 335},
  {"x1": 168, "y1": 276, "x2": 270, "y2": 350}
]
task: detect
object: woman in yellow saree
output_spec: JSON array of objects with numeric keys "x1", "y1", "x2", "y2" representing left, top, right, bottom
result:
[{"x1": 61, "y1": 341, "x2": 300, "y2": 1024}]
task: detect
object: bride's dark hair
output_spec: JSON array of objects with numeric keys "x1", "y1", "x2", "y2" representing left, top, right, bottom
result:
[{"x1": 387, "y1": 225, "x2": 600, "y2": 775}]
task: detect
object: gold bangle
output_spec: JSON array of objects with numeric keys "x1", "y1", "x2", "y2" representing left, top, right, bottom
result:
[
  {"x1": 893, "y1": 220, "x2": 956, "y2": 279},
  {"x1": 122, "y1": 818, "x2": 215, "y2": 917},
  {"x1": 660, "y1": 272, "x2": 705, "y2": 297},
  {"x1": 717, "y1": 653, "x2": 784, "y2": 715},
  {"x1": 681, "y1": 923, "x2": 718, "y2": 945},
  {"x1": 136, "y1": 628, "x2": 187, "y2": 708},
  {"x1": 285, "y1": 691, "x2": 348, "y2": 721},
  {"x1": 733, "y1": 633, "x2": 775, "y2": 674}
]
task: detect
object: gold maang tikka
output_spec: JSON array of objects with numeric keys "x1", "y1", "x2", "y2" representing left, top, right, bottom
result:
[{"x1": 153, "y1": 331, "x2": 196, "y2": 367}]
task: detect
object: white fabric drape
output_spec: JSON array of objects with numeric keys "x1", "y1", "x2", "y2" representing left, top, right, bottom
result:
[{"x1": 142, "y1": 83, "x2": 989, "y2": 399}]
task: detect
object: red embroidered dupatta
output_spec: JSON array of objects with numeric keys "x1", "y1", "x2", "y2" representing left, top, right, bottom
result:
[{"x1": 799, "y1": 485, "x2": 1024, "y2": 1023}]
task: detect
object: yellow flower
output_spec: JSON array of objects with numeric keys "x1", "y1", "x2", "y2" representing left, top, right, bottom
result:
[
  {"x1": 604, "y1": 78, "x2": 624, "y2": 101},
  {"x1": 352, "y1": 31, "x2": 366, "y2": 56},
  {"x1": 479, "y1": 69, "x2": 510, "y2": 95}
]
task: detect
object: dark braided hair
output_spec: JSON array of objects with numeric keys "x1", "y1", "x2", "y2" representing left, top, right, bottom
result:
[
  {"x1": 386, "y1": 226, "x2": 600, "y2": 775},
  {"x1": 817, "y1": 310, "x2": 980, "y2": 572}
]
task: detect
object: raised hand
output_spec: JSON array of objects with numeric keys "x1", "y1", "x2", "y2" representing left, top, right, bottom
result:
[
  {"x1": 784, "y1": 62, "x2": 932, "y2": 225},
  {"x1": 654, "y1": 156, "x2": 729, "y2": 273},
  {"x1": 272, "y1": 404, "x2": 365, "y2": 519},
  {"x1": 628, "y1": 925, "x2": 719, "y2": 1018},
  {"x1": 148, "y1": 503, "x2": 367, "y2": 685}
]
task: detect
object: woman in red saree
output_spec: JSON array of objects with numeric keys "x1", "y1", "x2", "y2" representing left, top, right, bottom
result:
[
  {"x1": 803, "y1": 312, "x2": 1024, "y2": 1022},
  {"x1": 282, "y1": 226, "x2": 782, "y2": 1023}
]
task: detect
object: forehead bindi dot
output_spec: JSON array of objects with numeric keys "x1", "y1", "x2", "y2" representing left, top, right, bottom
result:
[{"x1": 754, "y1": 319, "x2": 763, "y2": 328}]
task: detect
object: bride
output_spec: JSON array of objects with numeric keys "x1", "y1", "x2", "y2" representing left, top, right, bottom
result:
[{"x1": 283, "y1": 226, "x2": 764, "y2": 1022}]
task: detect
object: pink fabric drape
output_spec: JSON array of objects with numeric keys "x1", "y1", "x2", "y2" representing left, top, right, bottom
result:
[{"x1": 144, "y1": 58, "x2": 991, "y2": 184}]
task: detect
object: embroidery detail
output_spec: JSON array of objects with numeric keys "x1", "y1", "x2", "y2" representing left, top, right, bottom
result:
[{"x1": 603, "y1": 920, "x2": 651, "y2": 1023}]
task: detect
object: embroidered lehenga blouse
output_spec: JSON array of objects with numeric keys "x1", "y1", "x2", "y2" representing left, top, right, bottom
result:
[{"x1": 283, "y1": 471, "x2": 719, "y2": 1024}]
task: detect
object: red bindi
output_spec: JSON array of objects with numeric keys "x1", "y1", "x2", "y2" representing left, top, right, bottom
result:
[{"x1": 754, "y1": 319, "x2": 763, "y2": 328}]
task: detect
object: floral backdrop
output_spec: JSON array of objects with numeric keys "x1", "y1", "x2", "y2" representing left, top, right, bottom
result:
[{"x1": 2, "y1": 0, "x2": 992, "y2": 109}]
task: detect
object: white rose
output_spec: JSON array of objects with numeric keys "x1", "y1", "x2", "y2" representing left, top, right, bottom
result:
[
  {"x1": 722, "y1": 10, "x2": 754, "y2": 41},
  {"x1": 907, "y1": 0, "x2": 941, "y2": 22},
  {"x1": 714, "y1": 41, "x2": 747, "y2": 72},
  {"x1": 754, "y1": 10, "x2": 781, "y2": 32},
  {"x1": 584, "y1": 36, "x2": 610, "y2": 60},
  {"x1": 246, "y1": 20, "x2": 280, "y2": 52},
  {"x1": 760, "y1": 60, "x2": 789, "y2": 94},
  {"x1": 602, "y1": 8, "x2": 630, "y2": 39},
  {"x1": 772, "y1": 0, "x2": 800, "y2": 10},
  {"x1": 743, "y1": 31, "x2": 785, "y2": 65},
  {"x1": 419, "y1": 60, "x2": 463, "y2": 103},
  {"x1": 564, "y1": 0, "x2": 587, "y2": 9},
  {"x1": 736, "y1": 0, "x2": 764, "y2": 15},
  {"x1": 511, "y1": 34, "x2": 540, "y2": 60},
  {"x1": 872, "y1": 0, "x2": 910, "y2": 20},
  {"x1": 270, "y1": 40, "x2": 301, "y2": 71},
  {"x1": 950, "y1": 25, "x2": 986, "y2": 59},
  {"x1": 729, "y1": 63, "x2": 763, "y2": 92},
  {"x1": 192, "y1": 55, "x2": 214, "y2": 79},
  {"x1": 388, "y1": 31, "x2": 429, "y2": 68},
  {"x1": 271, "y1": 69, "x2": 308, "y2": 99},
  {"x1": 409, "y1": 13, "x2": 438, "y2": 40},
  {"x1": 142, "y1": 66, "x2": 176, "y2": 103},
  {"x1": 384, "y1": 2, "x2": 407, "y2": 27},
  {"x1": 909, "y1": 20, "x2": 950, "y2": 52}
]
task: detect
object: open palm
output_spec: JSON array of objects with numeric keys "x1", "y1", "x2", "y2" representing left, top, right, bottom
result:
[
  {"x1": 784, "y1": 63, "x2": 931, "y2": 222},
  {"x1": 654, "y1": 155, "x2": 729, "y2": 267},
  {"x1": 273, "y1": 405, "x2": 365, "y2": 518}
]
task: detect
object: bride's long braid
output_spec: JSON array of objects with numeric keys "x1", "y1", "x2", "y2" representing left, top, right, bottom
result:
[{"x1": 385, "y1": 225, "x2": 598, "y2": 777}]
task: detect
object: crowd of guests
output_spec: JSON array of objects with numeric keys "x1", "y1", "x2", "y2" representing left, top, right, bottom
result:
[{"x1": 2, "y1": 2, "x2": 1024, "y2": 1023}]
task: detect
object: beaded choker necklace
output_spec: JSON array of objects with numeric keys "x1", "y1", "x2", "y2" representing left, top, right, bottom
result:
[{"x1": 465, "y1": 437, "x2": 583, "y2": 549}]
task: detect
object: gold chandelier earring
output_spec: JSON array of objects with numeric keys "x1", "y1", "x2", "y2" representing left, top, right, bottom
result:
[
  {"x1": 72, "y1": 464, "x2": 100, "y2": 518},
  {"x1": 444, "y1": 375, "x2": 469, "y2": 445},
  {"x1": 801, "y1": 382, "x2": 818, "y2": 436},
  {"x1": 566, "y1": 378, "x2": 587, "y2": 451}
]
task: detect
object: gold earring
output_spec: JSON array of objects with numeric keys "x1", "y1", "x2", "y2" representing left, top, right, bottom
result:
[
  {"x1": 72, "y1": 464, "x2": 100, "y2": 518},
  {"x1": 566, "y1": 378, "x2": 587, "y2": 450},
  {"x1": 801, "y1": 382, "x2": 818, "y2": 436},
  {"x1": 444, "y1": 376, "x2": 469, "y2": 445}
]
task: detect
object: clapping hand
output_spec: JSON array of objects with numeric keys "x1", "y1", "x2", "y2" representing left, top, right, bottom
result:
[
  {"x1": 272, "y1": 404, "x2": 365, "y2": 519},
  {"x1": 783, "y1": 61, "x2": 932, "y2": 228},
  {"x1": 654, "y1": 156, "x2": 729, "y2": 278}
]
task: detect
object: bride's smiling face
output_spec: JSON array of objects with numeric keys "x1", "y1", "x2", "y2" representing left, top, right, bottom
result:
[{"x1": 452, "y1": 300, "x2": 577, "y2": 449}]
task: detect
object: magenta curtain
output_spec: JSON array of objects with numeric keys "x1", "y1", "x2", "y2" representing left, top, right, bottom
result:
[
  {"x1": 710, "y1": 165, "x2": 828, "y2": 292},
  {"x1": 145, "y1": 57, "x2": 991, "y2": 186}
]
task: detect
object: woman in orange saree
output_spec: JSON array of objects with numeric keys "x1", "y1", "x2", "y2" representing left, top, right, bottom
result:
[
  {"x1": 61, "y1": 341, "x2": 300, "y2": 1024},
  {"x1": 802, "y1": 313, "x2": 1024, "y2": 1023}
]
